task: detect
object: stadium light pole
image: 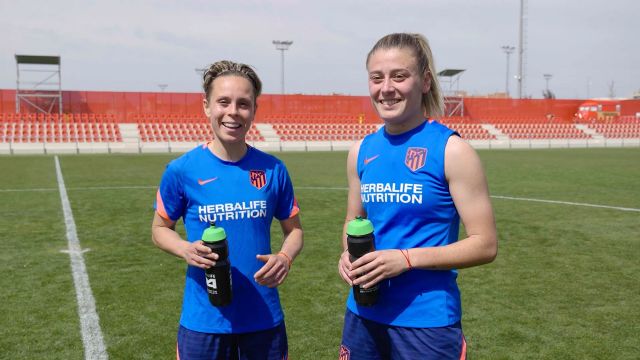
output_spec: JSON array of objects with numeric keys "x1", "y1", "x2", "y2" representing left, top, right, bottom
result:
[
  {"x1": 501, "y1": 46, "x2": 515, "y2": 97},
  {"x1": 273, "y1": 40, "x2": 293, "y2": 94},
  {"x1": 517, "y1": 0, "x2": 528, "y2": 98}
]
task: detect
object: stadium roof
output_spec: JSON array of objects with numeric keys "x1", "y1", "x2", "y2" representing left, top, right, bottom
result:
[
  {"x1": 437, "y1": 69, "x2": 465, "y2": 77},
  {"x1": 15, "y1": 55, "x2": 60, "y2": 65}
]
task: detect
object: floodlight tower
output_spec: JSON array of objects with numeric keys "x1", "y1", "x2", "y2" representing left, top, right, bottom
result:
[
  {"x1": 517, "y1": 0, "x2": 528, "y2": 98},
  {"x1": 501, "y1": 45, "x2": 515, "y2": 97},
  {"x1": 273, "y1": 40, "x2": 293, "y2": 94}
]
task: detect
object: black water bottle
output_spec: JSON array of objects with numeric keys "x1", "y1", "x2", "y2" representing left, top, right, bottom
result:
[
  {"x1": 346, "y1": 216, "x2": 378, "y2": 306},
  {"x1": 201, "y1": 222, "x2": 232, "y2": 306}
]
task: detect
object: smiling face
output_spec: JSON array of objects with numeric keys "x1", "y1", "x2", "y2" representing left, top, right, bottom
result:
[
  {"x1": 367, "y1": 47, "x2": 430, "y2": 133},
  {"x1": 203, "y1": 74, "x2": 256, "y2": 145}
]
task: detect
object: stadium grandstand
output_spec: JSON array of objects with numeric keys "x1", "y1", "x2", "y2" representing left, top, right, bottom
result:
[{"x1": 1, "y1": 89, "x2": 639, "y2": 154}]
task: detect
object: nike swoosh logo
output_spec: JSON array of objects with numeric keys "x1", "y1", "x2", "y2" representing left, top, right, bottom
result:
[
  {"x1": 197, "y1": 177, "x2": 218, "y2": 185},
  {"x1": 364, "y1": 155, "x2": 380, "y2": 165}
]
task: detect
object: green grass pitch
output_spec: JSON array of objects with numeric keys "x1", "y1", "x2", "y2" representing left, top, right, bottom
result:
[{"x1": 0, "y1": 148, "x2": 638, "y2": 359}]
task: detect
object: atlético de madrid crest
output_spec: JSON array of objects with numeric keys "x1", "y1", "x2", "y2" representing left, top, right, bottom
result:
[
  {"x1": 249, "y1": 170, "x2": 266, "y2": 189},
  {"x1": 339, "y1": 345, "x2": 350, "y2": 360},
  {"x1": 405, "y1": 147, "x2": 427, "y2": 172}
]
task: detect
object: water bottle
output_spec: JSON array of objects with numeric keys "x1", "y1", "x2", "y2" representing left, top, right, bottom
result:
[
  {"x1": 346, "y1": 216, "x2": 378, "y2": 306},
  {"x1": 201, "y1": 222, "x2": 232, "y2": 306}
]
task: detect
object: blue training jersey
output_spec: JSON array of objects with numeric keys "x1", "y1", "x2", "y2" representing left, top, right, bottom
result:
[
  {"x1": 347, "y1": 120, "x2": 462, "y2": 328},
  {"x1": 155, "y1": 144, "x2": 299, "y2": 334}
]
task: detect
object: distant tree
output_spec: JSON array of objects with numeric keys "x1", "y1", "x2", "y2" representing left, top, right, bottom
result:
[
  {"x1": 542, "y1": 89, "x2": 555, "y2": 99},
  {"x1": 608, "y1": 81, "x2": 616, "y2": 98}
]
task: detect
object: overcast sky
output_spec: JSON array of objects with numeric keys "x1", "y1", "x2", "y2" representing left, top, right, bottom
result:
[{"x1": 1, "y1": 0, "x2": 638, "y2": 100}]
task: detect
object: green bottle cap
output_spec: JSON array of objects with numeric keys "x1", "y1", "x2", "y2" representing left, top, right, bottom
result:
[
  {"x1": 346, "y1": 216, "x2": 374, "y2": 236},
  {"x1": 202, "y1": 222, "x2": 226, "y2": 242}
]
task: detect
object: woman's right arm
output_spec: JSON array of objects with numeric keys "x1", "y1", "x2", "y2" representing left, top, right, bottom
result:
[
  {"x1": 338, "y1": 140, "x2": 366, "y2": 285},
  {"x1": 151, "y1": 212, "x2": 217, "y2": 269}
]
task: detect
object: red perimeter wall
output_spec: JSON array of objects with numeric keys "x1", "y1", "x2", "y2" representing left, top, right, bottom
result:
[
  {"x1": 1, "y1": 89, "x2": 638, "y2": 123},
  {"x1": 463, "y1": 98, "x2": 583, "y2": 121},
  {"x1": 0, "y1": 90, "x2": 378, "y2": 122}
]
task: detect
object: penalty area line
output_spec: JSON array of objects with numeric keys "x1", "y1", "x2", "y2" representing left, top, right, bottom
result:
[{"x1": 54, "y1": 156, "x2": 109, "y2": 360}]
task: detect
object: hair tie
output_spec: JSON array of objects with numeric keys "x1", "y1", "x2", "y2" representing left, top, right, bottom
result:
[
  {"x1": 277, "y1": 251, "x2": 292, "y2": 269},
  {"x1": 399, "y1": 249, "x2": 412, "y2": 269}
]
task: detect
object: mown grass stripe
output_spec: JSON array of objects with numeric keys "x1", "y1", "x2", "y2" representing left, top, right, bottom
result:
[{"x1": 3, "y1": 184, "x2": 639, "y2": 213}]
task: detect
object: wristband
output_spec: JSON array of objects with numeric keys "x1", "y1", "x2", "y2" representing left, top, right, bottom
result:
[
  {"x1": 277, "y1": 251, "x2": 292, "y2": 269},
  {"x1": 400, "y1": 249, "x2": 412, "y2": 269}
]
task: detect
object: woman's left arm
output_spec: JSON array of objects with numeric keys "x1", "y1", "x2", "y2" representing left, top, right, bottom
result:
[
  {"x1": 254, "y1": 215, "x2": 304, "y2": 287},
  {"x1": 408, "y1": 135, "x2": 497, "y2": 270}
]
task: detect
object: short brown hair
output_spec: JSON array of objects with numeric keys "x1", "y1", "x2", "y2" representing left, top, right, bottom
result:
[{"x1": 202, "y1": 60, "x2": 262, "y2": 102}]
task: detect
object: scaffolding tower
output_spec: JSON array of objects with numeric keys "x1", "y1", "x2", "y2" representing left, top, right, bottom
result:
[
  {"x1": 15, "y1": 54, "x2": 62, "y2": 114},
  {"x1": 437, "y1": 69, "x2": 465, "y2": 117}
]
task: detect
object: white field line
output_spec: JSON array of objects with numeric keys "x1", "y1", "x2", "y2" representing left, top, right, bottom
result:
[
  {"x1": 0, "y1": 185, "x2": 154, "y2": 192},
  {"x1": 54, "y1": 156, "x2": 109, "y2": 360},
  {"x1": 0, "y1": 187, "x2": 59, "y2": 192},
  {"x1": 297, "y1": 187, "x2": 640, "y2": 212},
  {"x1": 490, "y1": 195, "x2": 640, "y2": 213},
  {"x1": 2, "y1": 184, "x2": 639, "y2": 213}
]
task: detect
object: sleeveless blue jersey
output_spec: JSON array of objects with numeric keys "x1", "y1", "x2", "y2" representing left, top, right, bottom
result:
[
  {"x1": 155, "y1": 144, "x2": 299, "y2": 334},
  {"x1": 347, "y1": 120, "x2": 461, "y2": 327}
]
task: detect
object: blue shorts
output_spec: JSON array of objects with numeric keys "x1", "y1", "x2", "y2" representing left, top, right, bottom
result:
[
  {"x1": 177, "y1": 322, "x2": 288, "y2": 360},
  {"x1": 340, "y1": 310, "x2": 466, "y2": 360}
]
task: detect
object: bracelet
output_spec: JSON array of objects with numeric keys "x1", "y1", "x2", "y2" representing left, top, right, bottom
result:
[
  {"x1": 277, "y1": 251, "x2": 293, "y2": 269},
  {"x1": 399, "y1": 249, "x2": 412, "y2": 269}
]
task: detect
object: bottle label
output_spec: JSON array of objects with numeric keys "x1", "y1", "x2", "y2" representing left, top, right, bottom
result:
[
  {"x1": 206, "y1": 274, "x2": 218, "y2": 294},
  {"x1": 359, "y1": 284, "x2": 378, "y2": 294}
]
